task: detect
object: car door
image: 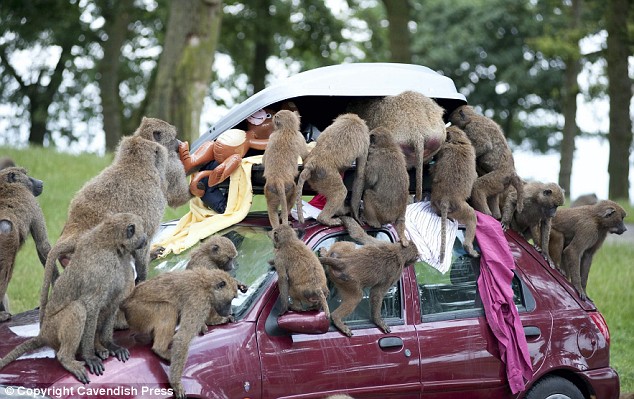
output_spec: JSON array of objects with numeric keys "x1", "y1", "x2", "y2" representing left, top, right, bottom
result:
[{"x1": 256, "y1": 231, "x2": 422, "y2": 399}]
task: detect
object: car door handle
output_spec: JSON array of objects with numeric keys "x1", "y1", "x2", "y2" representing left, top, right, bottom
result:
[
  {"x1": 523, "y1": 326, "x2": 541, "y2": 338},
  {"x1": 379, "y1": 337, "x2": 403, "y2": 349}
]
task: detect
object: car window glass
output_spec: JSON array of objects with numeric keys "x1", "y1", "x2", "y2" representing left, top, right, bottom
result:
[
  {"x1": 415, "y1": 230, "x2": 525, "y2": 321},
  {"x1": 314, "y1": 231, "x2": 402, "y2": 328},
  {"x1": 151, "y1": 225, "x2": 275, "y2": 320}
]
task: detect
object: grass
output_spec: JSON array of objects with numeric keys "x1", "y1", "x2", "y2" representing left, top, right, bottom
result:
[{"x1": 1, "y1": 145, "x2": 633, "y2": 393}]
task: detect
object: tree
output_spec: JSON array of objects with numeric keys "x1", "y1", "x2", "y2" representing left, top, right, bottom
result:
[
  {"x1": 606, "y1": 0, "x2": 632, "y2": 201},
  {"x1": 380, "y1": 0, "x2": 412, "y2": 63},
  {"x1": 146, "y1": 0, "x2": 222, "y2": 144}
]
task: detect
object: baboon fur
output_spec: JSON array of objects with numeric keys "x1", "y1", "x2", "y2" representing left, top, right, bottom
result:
[
  {"x1": 186, "y1": 235, "x2": 242, "y2": 325},
  {"x1": 40, "y1": 136, "x2": 169, "y2": 323},
  {"x1": 0, "y1": 213, "x2": 146, "y2": 384},
  {"x1": 268, "y1": 224, "x2": 330, "y2": 317},
  {"x1": 362, "y1": 127, "x2": 410, "y2": 246},
  {"x1": 262, "y1": 110, "x2": 308, "y2": 228},
  {"x1": 0, "y1": 157, "x2": 15, "y2": 169},
  {"x1": 449, "y1": 105, "x2": 524, "y2": 219},
  {"x1": 121, "y1": 268, "x2": 238, "y2": 399},
  {"x1": 500, "y1": 181, "x2": 565, "y2": 261},
  {"x1": 318, "y1": 222, "x2": 419, "y2": 337},
  {"x1": 296, "y1": 113, "x2": 369, "y2": 226},
  {"x1": 349, "y1": 90, "x2": 447, "y2": 202},
  {"x1": 429, "y1": 126, "x2": 478, "y2": 262},
  {"x1": 548, "y1": 200, "x2": 627, "y2": 300},
  {"x1": 571, "y1": 193, "x2": 598, "y2": 207},
  {"x1": 133, "y1": 117, "x2": 192, "y2": 208},
  {"x1": 0, "y1": 167, "x2": 51, "y2": 321}
]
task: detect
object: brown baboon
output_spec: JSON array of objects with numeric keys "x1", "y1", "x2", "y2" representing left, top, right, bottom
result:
[
  {"x1": 262, "y1": 110, "x2": 308, "y2": 228},
  {"x1": 318, "y1": 232, "x2": 419, "y2": 337},
  {"x1": 0, "y1": 157, "x2": 15, "y2": 169},
  {"x1": 133, "y1": 116, "x2": 192, "y2": 208},
  {"x1": 40, "y1": 136, "x2": 169, "y2": 323},
  {"x1": 268, "y1": 224, "x2": 330, "y2": 317},
  {"x1": 121, "y1": 268, "x2": 238, "y2": 399},
  {"x1": 449, "y1": 105, "x2": 524, "y2": 219},
  {"x1": 500, "y1": 181, "x2": 565, "y2": 261},
  {"x1": 429, "y1": 126, "x2": 478, "y2": 262},
  {"x1": 361, "y1": 127, "x2": 409, "y2": 246},
  {"x1": 571, "y1": 193, "x2": 598, "y2": 207},
  {"x1": 548, "y1": 200, "x2": 627, "y2": 300},
  {"x1": 349, "y1": 90, "x2": 447, "y2": 202},
  {"x1": 0, "y1": 213, "x2": 146, "y2": 383},
  {"x1": 319, "y1": 241, "x2": 358, "y2": 259},
  {"x1": 296, "y1": 113, "x2": 369, "y2": 226},
  {"x1": 0, "y1": 167, "x2": 51, "y2": 321}
]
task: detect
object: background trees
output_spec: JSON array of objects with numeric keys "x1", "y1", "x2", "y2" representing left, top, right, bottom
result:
[{"x1": 0, "y1": 0, "x2": 631, "y2": 201}]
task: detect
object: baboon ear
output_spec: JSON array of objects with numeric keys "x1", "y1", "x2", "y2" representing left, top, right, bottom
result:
[
  {"x1": 7, "y1": 171, "x2": 16, "y2": 183},
  {"x1": 153, "y1": 130, "x2": 162, "y2": 142},
  {"x1": 273, "y1": 231, "x2": 279, "y2": 242},
  {"x1": 211, "y1": 244, "x2": 219, "y2": 253},
  {"x1": 459, "y1": 110, "x2": 466, "y2": 120},
  {"x1": 602, "y1": 207, "x2": 616, "y2": 218},
  {"x1": 543, "y1": 189, "x2": 552, "y2": 196},
  {"x1": 126, "y1": 224, "x2": 136, "y2": 239},
  {"x1": 215, "y1": 280, "x2": 227, "y2": 290},
  {"x1": 369, "y1": 133, "x2": 377, "y2": 145}
]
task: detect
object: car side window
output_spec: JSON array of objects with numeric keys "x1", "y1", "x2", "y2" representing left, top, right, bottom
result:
[
  {"x1": 415, "y1": 230, "x2": 527, "y2": 322},
  {"x1": 314, "y1": 231, "x2": 403, "y2": 329}
]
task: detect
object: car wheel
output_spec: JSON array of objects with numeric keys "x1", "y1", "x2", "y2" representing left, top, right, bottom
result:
[{"x1": 524, "y1": 376, "x2": 585, "y2": 399}]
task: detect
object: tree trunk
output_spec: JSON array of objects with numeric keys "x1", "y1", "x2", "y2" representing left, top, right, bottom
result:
[
  {"x1": 606, "y1": 0, "x2": 632, "y2": 201},
  {"x1": 558, "y1": 0, "x2": 582, "y2": 195},
  {"x1": 146, "y1": 0, "x2": 223, "y2": 144},
  {"x1": 251, "y1": 0, "x2": 272, "y2": 93},
  {"x1": 98, "y1": 0, "x2": 133, "y2": 152},
  {"x1": 381, "y1": 0, "x2": 412, "y2": 63}
]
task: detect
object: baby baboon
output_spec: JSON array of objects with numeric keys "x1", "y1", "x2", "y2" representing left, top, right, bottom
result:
[
  {"x1": 133, "y1": 116, "x2": 192, "y2": 208},
  {"x1": 429, "y1": 126, "x2": 478, "y2": 262},
  {"x1": 548, "y1": 200, "x2": 627, "y2": 300},
  {"x1": 268, "y1": 224, "x2": 330, "y2": 317},
  {"x1": 262, "y1": 110, "x2": 308, "y2": 228},
  {"x1": 40, "y1": 136, "x2": 169, "y2": 322},
  {"x1": 500, "y1": 181, "x2": 565, "y2": 261},
  {"x1": 318, "y1": 235, "x2": 419, "y2": 337},
  {"x1": 571, "y1": 193, "x2": 598, "y2": 207},
  {"x1": 449, "y1": 105, "x2": 524, "y2": 219},
  {"x1": 0, "y1": 213, "x2": 146, "y2": 383},
  {"x1": 0, "y1": 167, "x2": 51, "y2": 321},
  {"x1": 121, "y1": 268, "x2": 238, "y2": 399},
  {"x1": 349, "y1": 90, "x2": 447, "y2": 202},
  {"x1": 0, "y1": 157, "x2": 15, "y2": 169},
  {"x1": 361, "y1": 127, "x2": 409, "y2": 246},
  {"x1": 296, "y1": 113, "x2": 369, "y2": 226}
]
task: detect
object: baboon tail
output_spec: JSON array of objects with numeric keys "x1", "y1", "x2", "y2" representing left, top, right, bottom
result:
[
  {"x1": 39, "y1": 242, "x2": 67, "y2": 324},
  {"x1": 295, "y1": 168, "x2": 311, "y2": 224},
  {"x1": 512, "y1": 174, "x2": 525, "y2": 214},
  {"x1": 340, "y1": 216, "x2": 382, "y2": 245},
  {"x1": 0, "y1": 337, "x2": 44, "y2": 369},
  {"x1": 278, "y1": 181, "x2": 290, "y2": 226},
  {"x1": 439, "y1": 202, "x2": 448, "y2": 264}
]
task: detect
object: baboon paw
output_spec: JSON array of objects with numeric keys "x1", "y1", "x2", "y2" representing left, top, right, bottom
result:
[
  {"x1": 150, "y1": 246, "x2": 165, "y2": 261},
  {"x1": 84, "y1": 356, "x2": 105, "y2": 376},
  {"x1": 73, "y1": 369, "x2": 90, "y2": 385},
  {"x1": 96, "y1": 348, "x2": 109, "y2": 360},
  {"x1": 400, "y1": 239, "x2": 410, "y2": 247},
  {"x1": 111, "y1": 346, "x2": 130, "y2": 362},
  {"x1": 238, "y1": 284, "x2": 248, "y2": 293},
  {"x1": 172, "y1": 383, "x2": 186, "y2": 399},
  {"x1": 0, "y1": 311, "x2": 12, "y2": 322},
  {"x1": 377, "y1": 322, "x2": 391, "y2": 334}
]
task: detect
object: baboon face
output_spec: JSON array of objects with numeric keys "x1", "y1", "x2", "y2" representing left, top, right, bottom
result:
[
  {"x1": 596, "y1": 201, "x2": 627, "y2": 234},
  {"x1": 138, "y1": 116, "x2": 180, "y2": 153},
  {"x1": 270, "y1": 224, "x2": 297, "y2": 248},
  {"x1": 368, "y1": 127, "x2": 393, "y2": 148},
  {"x1": 448, "y1": 105, "x2": 472, "y2": 129},
  {"x1": 105, "y1": 213, "x2": 148, "y2": 252},
  {"x1": 211, "y1": 274, "x2": 238, "y2": 317},
  {"x1": 203, "y1": 236, "x2": 238, "y2": 271},
  {"x1": 273, "y1": 110, "x2": 300, "y2": 132},
  {"x1": 539, "y1": 184, "x2": 565, "y2": 217},
  {"x1": 0, "y1": 167, "x2": 43, "y2": 197}
]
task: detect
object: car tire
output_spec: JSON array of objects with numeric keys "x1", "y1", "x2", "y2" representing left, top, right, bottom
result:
[{"x1": 524, "y1": 376, "x2": 585, "y2": 399}]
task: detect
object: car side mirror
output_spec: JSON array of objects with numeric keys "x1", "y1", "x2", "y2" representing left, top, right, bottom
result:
[{"x1": 276, "y1": 310, "x2": 330, "y2": 334}]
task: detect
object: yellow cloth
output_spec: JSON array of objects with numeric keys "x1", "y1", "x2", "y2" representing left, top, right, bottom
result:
[{"x1": 153, "y1": 155, "x2": 262, "y2": 256}]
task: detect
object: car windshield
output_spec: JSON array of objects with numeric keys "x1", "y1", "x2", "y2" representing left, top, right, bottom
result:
[{"x1": 150, "y1": 224, "x2": 275, "y2": 319}]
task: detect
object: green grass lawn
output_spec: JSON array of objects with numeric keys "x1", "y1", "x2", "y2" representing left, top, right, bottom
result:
[{"x1": 1, "y1": 145, "x2": 632, "y2": 393}]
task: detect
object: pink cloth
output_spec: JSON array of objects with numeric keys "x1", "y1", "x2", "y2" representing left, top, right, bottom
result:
[{"x1": 475, "y1": 211, "x2": 533, "y2": 394}]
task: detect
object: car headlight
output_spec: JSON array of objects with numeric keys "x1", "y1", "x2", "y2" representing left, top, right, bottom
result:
[{"x1": 0, "y1": 386, "x2": 53, "y2": 399}]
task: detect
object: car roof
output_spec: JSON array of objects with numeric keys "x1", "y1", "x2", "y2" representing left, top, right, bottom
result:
[{"x1": 193, "y1": 63, "x2": 467, "y2": 151}]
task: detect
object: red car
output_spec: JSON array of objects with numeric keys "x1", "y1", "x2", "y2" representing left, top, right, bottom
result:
[{"x1": 0, "y1": 64, "x2": 620, "y2": 398}]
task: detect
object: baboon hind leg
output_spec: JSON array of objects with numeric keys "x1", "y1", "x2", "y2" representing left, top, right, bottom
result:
[
  {"x1": 54, "y1": 302, "x2": 90, "y2": 384},
  {"x1": 331, "y1": 285, "x2": 363, "y2": 337}
]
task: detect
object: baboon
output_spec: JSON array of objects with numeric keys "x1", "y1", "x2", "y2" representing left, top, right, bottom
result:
[
  {"x1": 186, "y1": 235, "x2": 244, "y2": 325},
  {"x1": 361, "y1": 127, "x2": 409, "y2": 246},
  {"x1": 319, "y1": 240, "x2": 358, "y2": 259},
  {"x1": 121, "y1": 268, "x2": 238, "y2": 399},
  {"x1": 0, "y1": 167, "x2": 51, "y2": 321},
  {"x1": 268, "y1": 224, "x2": 330, "y2": 317},
  {"x1": 349, "y1": 90, "x2": 447, "y2": 202},
  {"x1": 0, "y1": 213, "x2": 146, "y2": 383},
  {"x1": 571, "y1": 193, "x2": 598, "y2": 207},
  {"x1": 296, "y1": 113, "x2": 369, "y2": 226},
  {"x1": 262, "y1": 110, "x2": 308, "y2": 228},
  {"x1": 548, "y1": 200, "x2": 627, "y2": 300},
  {"x1": 429, "y1": 126, "x2": 479, "y2": 263},
  {"x1": 40, "y1": 135, "x2": 169, "y2": 322},
  {"x1": 449, "y1": 105, "x2": 524, "y2": 219},
  {"x1": 318, "y1": 229, "x2": 419, "y2": 337},
  {"x1": 133, "y1": 116, "x2": 192, "y2": 208},
  {"x1": 0, "y1": 157, "x2": 15, "y2": 169},
  {"x1": 500, "y1": 181, "x2": 565, "y2": 261}
]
